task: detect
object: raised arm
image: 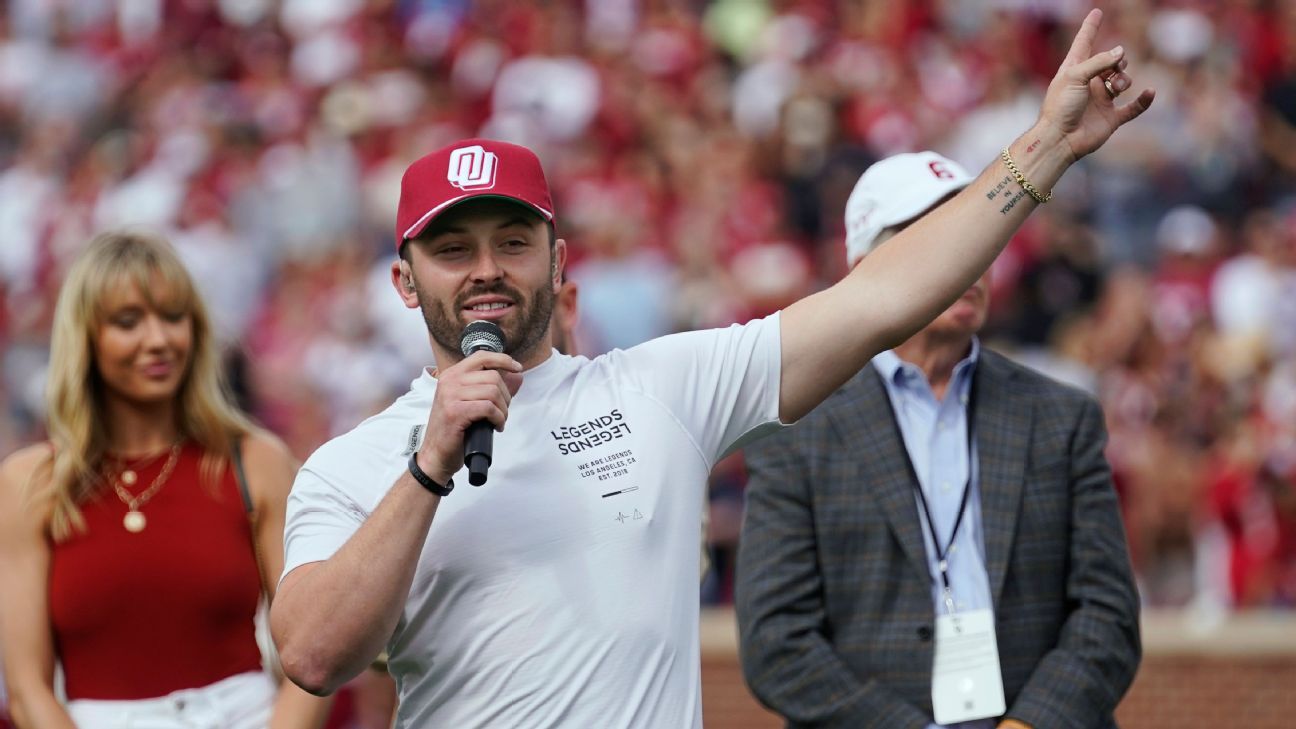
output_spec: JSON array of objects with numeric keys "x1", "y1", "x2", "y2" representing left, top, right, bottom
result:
[{"x1": 779, "y1": 9, "x2": 1153, "y2": 422}]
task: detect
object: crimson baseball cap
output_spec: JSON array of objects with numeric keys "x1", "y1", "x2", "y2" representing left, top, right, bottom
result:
[
  {"x1": 396, "y1": 138, "x2": 556, "y2": 251},
  {"x1": 844, "y1": 151, "x2": 972, "y2": 268}
]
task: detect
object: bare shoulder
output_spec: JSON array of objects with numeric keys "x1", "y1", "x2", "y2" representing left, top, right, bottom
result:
[
  {"x1": 240, "y1": 429, "x2": 298, "y2": 470},
  {"x1": 1, "y1": 443, "x2": 55, "y2": 494},
  {"x1": 0, "y1": 443, "x2": 55, "y2": 529},
  {"x1": 238, "y1": 429, "x2": 300, "y2": 504}
]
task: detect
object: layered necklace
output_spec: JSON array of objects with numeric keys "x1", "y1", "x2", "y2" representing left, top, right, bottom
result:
[{"x1": 104, "y1": 442, "x2": 183, "y2": 533}]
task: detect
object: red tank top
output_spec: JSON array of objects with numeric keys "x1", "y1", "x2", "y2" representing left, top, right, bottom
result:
[{"x1": 48, "y1": 442, "x2": 264, "y2": 700}]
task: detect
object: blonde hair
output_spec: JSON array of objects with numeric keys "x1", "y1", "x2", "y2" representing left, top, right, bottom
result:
[{"x1": 37, "y1": 231, "x2": 255, "y2": 540}]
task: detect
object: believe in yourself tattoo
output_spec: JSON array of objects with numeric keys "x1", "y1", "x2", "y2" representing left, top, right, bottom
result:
[
  {"x1": 986, "y1": 175, "x2": 1013, "y2": 200},
  {"x1": 984, "y1": 175, "x2": 1028, "y2": 215},
  {"x1": 998, "y1": 188, "x2": 1028, "y2": 215}
]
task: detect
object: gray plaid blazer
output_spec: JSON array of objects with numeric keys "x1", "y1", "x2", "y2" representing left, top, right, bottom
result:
[{"x1": 736, "y1": 349, "x2": 1140, "y2": 729}]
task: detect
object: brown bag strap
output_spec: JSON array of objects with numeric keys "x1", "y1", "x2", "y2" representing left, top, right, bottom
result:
[{"x1": 230, "y1": 438, "x2": 268, "y2": 595}]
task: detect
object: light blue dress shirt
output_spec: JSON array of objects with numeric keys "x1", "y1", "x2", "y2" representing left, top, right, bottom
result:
[{"x1": 873, "y1": 340, "x2": 996, "y2": 729}]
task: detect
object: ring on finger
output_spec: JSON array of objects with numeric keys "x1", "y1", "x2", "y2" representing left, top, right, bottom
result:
[{"x1": 1103, "y1": 77, "x2": 1120, "y2": 99}]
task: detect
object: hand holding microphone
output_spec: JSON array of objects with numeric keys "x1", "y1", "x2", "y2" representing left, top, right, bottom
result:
[
  {"x1": 460, "y1": 322, "x2": 507, "y2": 485},
  {"x1": 415, "y1": 321, "x2": 521, "y2": 489}
]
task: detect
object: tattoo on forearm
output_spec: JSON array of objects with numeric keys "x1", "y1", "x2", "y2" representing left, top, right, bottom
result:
[
  {"x1": 984, "y1": 175, "x2": 1026, "y2": 211},
  {"x1": 998, "y1": 189, "x2": 1027, "y2": 215},
  {"x1": 985, "y1": 174, "x2": 1028, "y2": 214},
  {"x1": 986, "y1": 175, "x2": 1013, "y2": 201},
  {"x1": 1026, "y1": 138, "x2": 1041, "y2": 154}
]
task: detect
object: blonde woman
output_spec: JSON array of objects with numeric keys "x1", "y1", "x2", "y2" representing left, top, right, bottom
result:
[{"x1": 0, "y1": 233, "x2": 330, "y2": 728}]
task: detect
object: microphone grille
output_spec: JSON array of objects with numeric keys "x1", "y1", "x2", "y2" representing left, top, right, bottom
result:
[{"x1": 460, "y1": 321, "x2": 506, "y2": 356}]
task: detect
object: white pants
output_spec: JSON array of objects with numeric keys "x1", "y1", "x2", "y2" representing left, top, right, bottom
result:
[{"x1": 66, "y1": 671, "x2": 275, "y2": 729}]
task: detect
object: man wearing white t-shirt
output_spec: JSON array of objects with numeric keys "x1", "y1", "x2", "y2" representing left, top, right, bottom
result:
[{"x1": 271, "y1": 12, "x2": 1152, "y2": 728}]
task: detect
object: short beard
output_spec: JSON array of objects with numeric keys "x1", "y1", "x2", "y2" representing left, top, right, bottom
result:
[{"x1": 416, "y1": 278, "x2": 556, "y2": 365}]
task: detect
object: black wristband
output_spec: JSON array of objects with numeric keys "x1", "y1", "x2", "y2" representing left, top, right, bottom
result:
[{"x1": 408, "y1": 452, "x2": 453, "y2": 497}]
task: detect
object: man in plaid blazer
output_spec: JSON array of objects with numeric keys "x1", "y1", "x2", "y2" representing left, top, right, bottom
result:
[{"x1": 736, "y1": 152, "x2": 1141, "y2": 729}]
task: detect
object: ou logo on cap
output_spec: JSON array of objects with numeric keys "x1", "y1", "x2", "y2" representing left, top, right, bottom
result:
[{"x1": 448, "y1": 145, "x2": 498, "y2": 190}]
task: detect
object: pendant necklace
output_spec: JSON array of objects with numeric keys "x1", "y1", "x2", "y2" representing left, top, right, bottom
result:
[
  {"x1": 108, "y1": 445, "x2": 169, "y2": 487},
  {"x1": 109, "y1": 442, "x2": 182, "y2": 533}
]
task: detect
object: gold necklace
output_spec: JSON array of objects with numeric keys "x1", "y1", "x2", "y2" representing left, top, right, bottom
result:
[
  {"x1": 105, "y1": 445, "x2": 171, "y2": 486},
  {"x1": 110, "y1": 443, "x2": 182, "y2": 533}
]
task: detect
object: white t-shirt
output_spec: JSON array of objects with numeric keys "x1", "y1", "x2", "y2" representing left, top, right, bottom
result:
[{"x1": 283, "y1": 314, "x2": 783, "y2": 728}]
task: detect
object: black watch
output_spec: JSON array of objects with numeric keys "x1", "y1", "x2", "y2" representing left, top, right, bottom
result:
[{"x1": 408, "y1": 452, "x2": 454, "y2": 496}]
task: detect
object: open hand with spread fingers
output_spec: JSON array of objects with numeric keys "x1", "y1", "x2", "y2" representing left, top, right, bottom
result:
[{"x1": 1039, "y1": 8, "x2": 1156, "y2": 162}]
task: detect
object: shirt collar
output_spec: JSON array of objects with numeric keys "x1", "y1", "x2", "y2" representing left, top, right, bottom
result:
[
  {"x1": 413, "y1": 348, "x2": 570, "y2": 396},
  {"x1": 872, "y1": 336, "x2": 980, "y2": 389}
]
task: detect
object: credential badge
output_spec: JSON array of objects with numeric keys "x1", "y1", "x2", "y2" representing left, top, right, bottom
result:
[{"x1": 447, "y1": 145, "x2": 498, "y2": 191}]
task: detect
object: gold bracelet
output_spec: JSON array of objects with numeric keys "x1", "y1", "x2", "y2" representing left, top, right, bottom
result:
[{"x1": 1000, "y1": 148, "x2": 1051, "y2": 204}]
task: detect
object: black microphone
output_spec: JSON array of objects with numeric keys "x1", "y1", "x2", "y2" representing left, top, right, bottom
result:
[{"x1": 459, "y1": 321, "x2": 506, "y2": 486}]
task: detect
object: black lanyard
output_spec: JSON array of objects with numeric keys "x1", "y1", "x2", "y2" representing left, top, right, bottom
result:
[{"x1": 878, "y1": 364, "x2": 978, "y2": 614}]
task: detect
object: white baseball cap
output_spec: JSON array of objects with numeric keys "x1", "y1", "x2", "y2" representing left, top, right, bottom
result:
[{"x1": 844, "y1": 151, "x2": 973, "y2": 268}]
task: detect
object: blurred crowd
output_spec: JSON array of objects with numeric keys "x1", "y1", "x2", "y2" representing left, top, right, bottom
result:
[{"x1": 1, "y1": 0, "x2": 1295, "y2": 623}]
